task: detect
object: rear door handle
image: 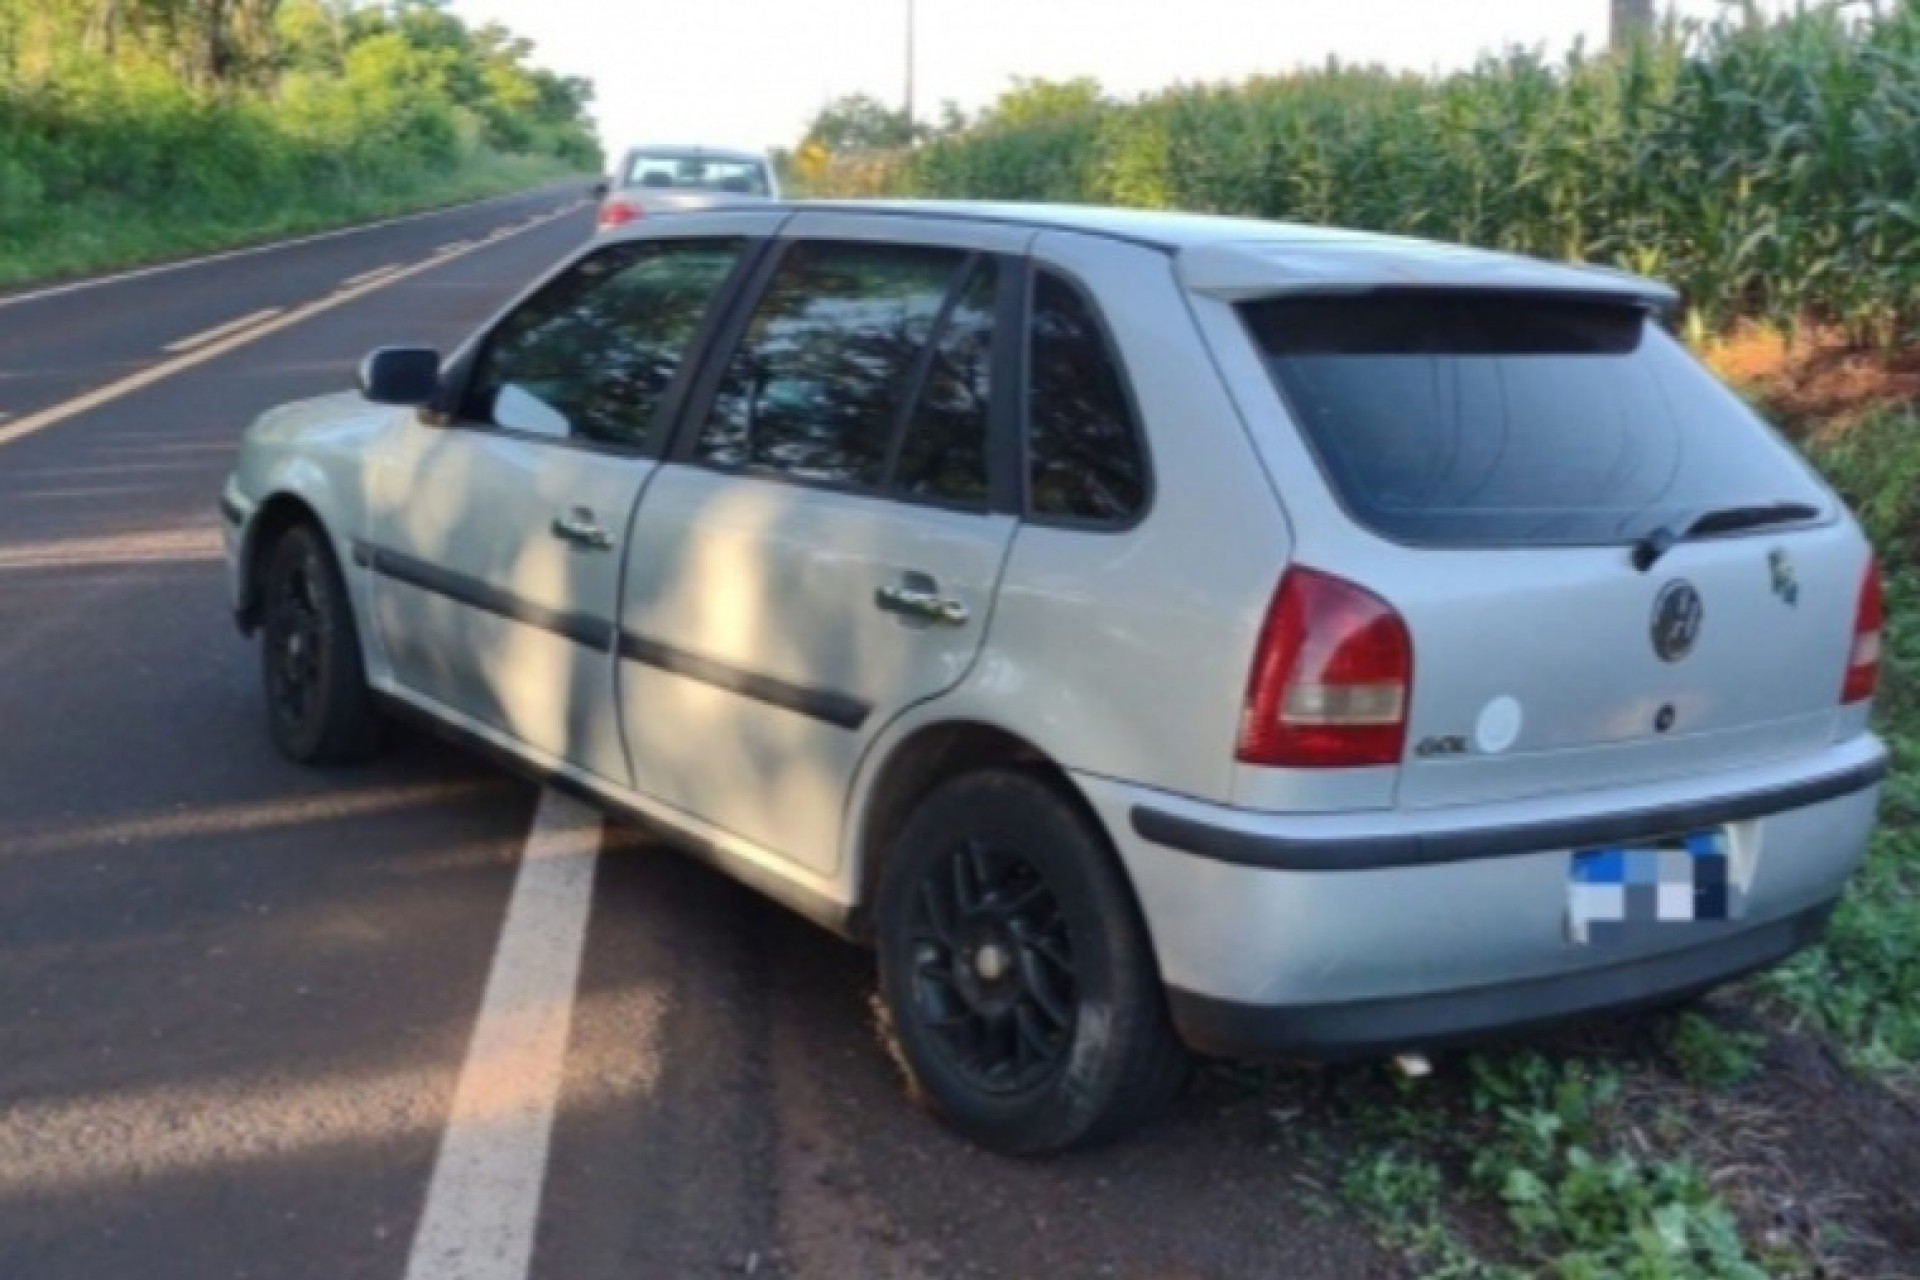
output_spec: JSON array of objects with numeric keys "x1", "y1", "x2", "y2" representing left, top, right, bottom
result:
[
  {"x1": 875, "y1": 581, "x2": 969, "y2": 627},
  {"x1": 551, "y1": 507, "x2": 614, "y2": 551}
]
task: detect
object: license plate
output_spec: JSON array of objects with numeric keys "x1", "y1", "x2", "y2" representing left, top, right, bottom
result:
[{"x1": 1567, "y1": 830, "x2": 1738, "y2": 945}]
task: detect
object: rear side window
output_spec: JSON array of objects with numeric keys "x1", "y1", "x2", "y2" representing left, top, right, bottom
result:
[
  {"x1": 694, "y1": 241, "x2": 968, "y2": 489},
  {"x1": 1243, "y1": 293, "x2": 1830, "y2": 546},
  {"x1": 1027, "y1": 271, "x2": 1147, "y2": 524},
  {"x1": 893, "y1": 262, "x2": 995, "y2": 506}
]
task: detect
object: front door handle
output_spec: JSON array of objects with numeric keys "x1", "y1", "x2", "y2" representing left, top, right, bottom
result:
[
  {"x1": 875, "y1": 581, "x2": 970, "y2": 627},
  {"x1": 551, "y1": 507, "x2": 614, "y2": 551}
]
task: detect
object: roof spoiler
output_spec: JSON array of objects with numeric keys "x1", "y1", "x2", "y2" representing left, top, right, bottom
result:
[{"x1": 1178, "y1": 240, "x2": 1681, "y2": 313}]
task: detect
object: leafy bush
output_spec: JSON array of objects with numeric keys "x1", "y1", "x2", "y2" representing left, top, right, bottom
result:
[
  {"x1": 1762, "y1": 409, "x2": 1920, "y2": 1083},
  {"x1": 0, "y1": 0, "x2": 601, "y2": 285}
]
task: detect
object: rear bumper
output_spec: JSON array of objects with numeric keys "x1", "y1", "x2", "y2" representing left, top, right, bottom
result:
[
  {"x1": 1074, "y1": 734, "x2": 1885, "y2": 1060},
  {"x1": 1168, "y1": 899, "x2": 1834, "y2": 1059}
]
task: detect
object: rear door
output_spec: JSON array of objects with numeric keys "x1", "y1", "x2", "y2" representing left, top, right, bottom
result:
[
  {"x1": 366, "y1": 218, "x2": 773, "y2": 779},
  {"x1": 1230, "y1": 290, "x2": 1867, "y2": 807},
  {"x1": 617, "y1": 214, "x2": 1029, "y2": 875}
]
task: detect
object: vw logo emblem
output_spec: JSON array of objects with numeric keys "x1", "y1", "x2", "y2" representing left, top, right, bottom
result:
[{"x1": 1651, "y1": 580, "x2": 1704, "y2": 662}]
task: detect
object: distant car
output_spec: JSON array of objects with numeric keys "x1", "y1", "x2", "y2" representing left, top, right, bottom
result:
[
  {"x1": 221, "y1": 200, "x2": 1887, "y2": 1155},
  {"x1": 592, "y1": 144, "x2": 778, "y2": 230}
]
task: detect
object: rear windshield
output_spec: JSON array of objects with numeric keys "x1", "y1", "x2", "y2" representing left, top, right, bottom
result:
[
  {"x1": 623, "y1": 151, "x2": 770, "y2": 196},
  {"x1": 1242, "y1": 293, "x2": 1829, "y2": 546}
]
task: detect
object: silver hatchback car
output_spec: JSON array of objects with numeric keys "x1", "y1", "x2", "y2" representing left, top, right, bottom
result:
[
  {"x1": 221, "y1": 202, "x2": 1886, "y2": 1154},
  {"x1": 592, "y1": 143, "x2": 779, "y2": 231}
]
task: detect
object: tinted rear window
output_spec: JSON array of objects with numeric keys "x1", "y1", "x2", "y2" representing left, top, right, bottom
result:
[
  {"x1": 1243, "y1": 293, "x2": 1829, "y2": 546},
  {"x1": 623, "y1": 151, "x2": 770, "y2": 195}
]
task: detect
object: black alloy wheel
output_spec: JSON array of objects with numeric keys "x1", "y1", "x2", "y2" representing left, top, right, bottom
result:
[
  {"x1": 906, "y1": 836, "x2": 1078, "y2": 1096},
  {"x1": 877, "y1": 769, "x2": 1189, "y2": 1155},
  {"x1": 260, "y1": 522, "x2": 379, "y2": 764}
]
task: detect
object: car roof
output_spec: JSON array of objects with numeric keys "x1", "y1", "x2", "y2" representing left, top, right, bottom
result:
[
  {"x1": 769, "y1": 199, "x2": 1679, "y2": 306},
  {"x1": 620, "y1": 143, "x2": 769, "y2": 164}
]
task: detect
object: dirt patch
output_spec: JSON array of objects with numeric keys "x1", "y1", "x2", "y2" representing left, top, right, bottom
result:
[
  {"x1": 1724, "y1": 1018, "x2": 1920, "y2": 1275},
  {"x1": 1702, "y1": 324, "x2": 1920, "y2": 432}
]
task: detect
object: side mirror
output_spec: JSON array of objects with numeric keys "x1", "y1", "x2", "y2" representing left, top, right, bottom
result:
[
  {"x1": 591, "y1": 177, "x2": 611, "y2": 199},
  {"x1": 358, "y1": 347, "x2": 441, "y2": 407}
]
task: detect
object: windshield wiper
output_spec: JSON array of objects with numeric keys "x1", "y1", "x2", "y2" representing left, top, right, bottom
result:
[{"x1": 1630, "y1": 501, "x2": 1822, "y2": 572}]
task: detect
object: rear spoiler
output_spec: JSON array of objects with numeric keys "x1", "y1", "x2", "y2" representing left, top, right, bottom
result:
[{"x1": 1177, "y1": 239, "x2": 1681, "y2": 313}]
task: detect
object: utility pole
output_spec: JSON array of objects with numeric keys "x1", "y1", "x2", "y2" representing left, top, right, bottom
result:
[
  {"x1": 904, "y1": 0, "x2": 917, "y2": 131},
  {"x1": 1611, "y1": 0, "x2": 1655, "y2": 48}
]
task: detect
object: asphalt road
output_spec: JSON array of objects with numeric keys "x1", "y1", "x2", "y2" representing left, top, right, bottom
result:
[{"x1": 0, "y1": 185, "x2": 1403, "y2": 1280}]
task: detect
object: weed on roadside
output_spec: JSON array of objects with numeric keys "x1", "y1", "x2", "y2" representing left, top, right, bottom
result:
[
  {"x1": 1766, "y1": 413, "x2": 1920, "y2": 1093},
  {"x1": 1253, "y1": 1015, "x2": 1919, "y2": 1279},
  {"x1": 1661, "y1": 1012, "x2": 1764, "y2": 1090}
]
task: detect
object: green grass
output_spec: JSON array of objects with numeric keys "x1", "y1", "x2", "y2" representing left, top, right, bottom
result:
[
  {"x1": 1661, "y1": 1011, "x2": 1765, "y2": 1090},
  {"x1": 1274, "y1": 1046, "x2": 1782, "y2": 1279},
  {"x1": 0, "y1": 1, "x2": 601, "y2": 291},
  {"x1": 1455, "y1": 1055, "x2": 1760, "y2": 1279},
  {"x1": 0, "y1": 150, "x2": 584, "y2": 291},
  {"x1": 1764, "y1": 408, "x2": 1920, "y2": 1085}
]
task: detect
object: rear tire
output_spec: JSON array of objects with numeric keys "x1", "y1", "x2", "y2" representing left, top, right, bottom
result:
[
  {"x1": 875, "y1": 769, "x2": 1189, "y2": 1155},
  {"x1": 259, "y1": 522, "x2": 380, "y2": 765}
]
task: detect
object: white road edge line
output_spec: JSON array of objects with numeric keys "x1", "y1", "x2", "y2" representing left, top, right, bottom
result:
[
  {"x1": 404, "y1": 788, "x2": 602, "y2": 1280},
  {"x1": 342, "y1": 263, "x2": 402, "y2": 288},
  {"x1": 0, "y1": 190, "x2": 578, "y2": 311},
  {"x1": 0, "y1": 203, "x2": 578, "y2": 452},
  {"x1": 161, "y1": 307, "x2": 283, "y2": 354}
]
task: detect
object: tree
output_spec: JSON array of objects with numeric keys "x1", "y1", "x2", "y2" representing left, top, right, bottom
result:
[
  {"x1": 802, "y1": 92, "x2": 917, "y2": 154},
  {"x1": 1611, "y1": 0, "x2": 1655, "y2": 48}
]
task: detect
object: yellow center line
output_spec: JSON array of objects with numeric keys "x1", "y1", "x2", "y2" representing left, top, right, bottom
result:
[
  {"x1": 342, "y1": 262, "x2": 402, "y2": 288},
  {"x1": 0, "y1": 203, "x2": 579, "y2": 453},
  {"x1": 161, "y1": 307, "x2": 284, "y2": 354}
]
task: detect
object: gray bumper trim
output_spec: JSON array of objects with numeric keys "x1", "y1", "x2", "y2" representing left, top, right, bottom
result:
[{"x1": 1131, "y1": 755, "x2": 1886, "y2": 872}]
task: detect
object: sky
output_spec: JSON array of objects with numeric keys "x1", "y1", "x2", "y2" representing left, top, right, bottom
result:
[{"x1": 449, "y1": 0, "x2": 1795, "y2": 158}]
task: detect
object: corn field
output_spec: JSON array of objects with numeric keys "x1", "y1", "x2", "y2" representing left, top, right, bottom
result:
[{"x1": 845, "y1": 1, "x2": 1920, "y2": 343}]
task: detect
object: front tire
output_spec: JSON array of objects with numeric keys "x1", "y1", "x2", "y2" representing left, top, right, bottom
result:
[
  {"x1": 876, "y1": 769, "x2": 1189, "y2": 1154},
  {"x1": 259, "y1": 522, "x2": 380, "y2": 765}
]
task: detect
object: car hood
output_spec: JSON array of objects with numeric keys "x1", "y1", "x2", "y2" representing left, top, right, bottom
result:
[{"x1": 246, "y1": 389, "x2": 397, "y2": 450}]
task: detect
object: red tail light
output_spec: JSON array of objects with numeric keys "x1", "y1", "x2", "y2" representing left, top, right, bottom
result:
[
  {"x1": 597, "y1": 199, "x2": 641, "y2": 230},
  {"x1": 1238, "y1": 566, "x2": 1413, "y2": 768},
  {"x1": 1842, "y1": 557, "x2": 1882, "y2": 704}
]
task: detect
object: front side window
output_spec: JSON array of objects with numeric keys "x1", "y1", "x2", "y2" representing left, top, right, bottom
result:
[
  {"x1": 694, "y1": 241, "x2": 969, "y2": 488},
  {"x1": 1241, "y1": 292, "x2": 1832, "y2": 546},
  {"x1": 470, "y1": 239, "x2": 744, "y2": 448},
  {"x1": 1027, "y1": 271, "x2": 1147, "y2": 524}
]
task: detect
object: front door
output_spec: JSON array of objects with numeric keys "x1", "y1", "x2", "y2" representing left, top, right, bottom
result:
[
  {"x1": 365, "y1": 223, "x2": 769, "y2": 779},
  {"x1": 618, "y1": 217, "x2": 1027, "y2": 875}
]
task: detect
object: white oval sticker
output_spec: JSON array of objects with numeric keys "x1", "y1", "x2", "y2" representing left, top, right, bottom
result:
[{"x1": 1475, "y1": 696, "x2": 1523, "y2": 755}]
